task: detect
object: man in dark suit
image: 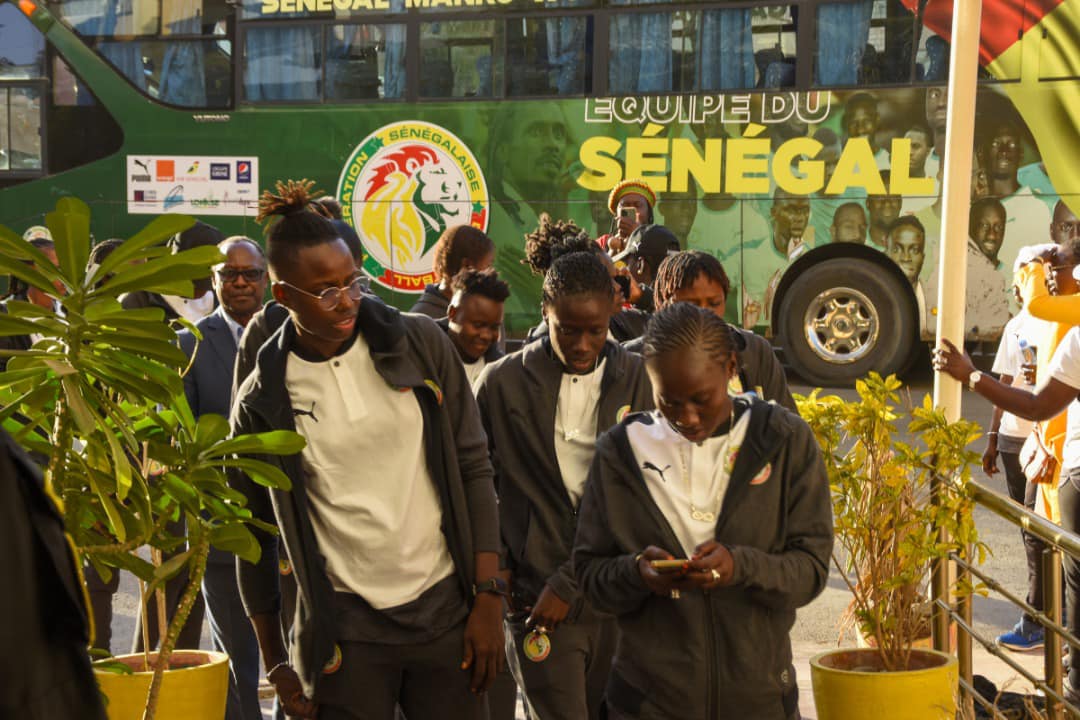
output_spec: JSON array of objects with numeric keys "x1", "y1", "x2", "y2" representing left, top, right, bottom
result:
[
  {"x1": 0, "y1": 426, "x2": 107, "y2": 719},
  {"x1": 178, "y1": 236, "x2": 269, "y2": 720}
]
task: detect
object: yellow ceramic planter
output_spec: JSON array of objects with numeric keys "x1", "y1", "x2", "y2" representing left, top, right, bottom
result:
[
  {"x1": 810, "y1": 648, "x2": 958, "y2": 720},
  {"x1": 94, "y1": 650, "x2": 229, "y2": 720}
]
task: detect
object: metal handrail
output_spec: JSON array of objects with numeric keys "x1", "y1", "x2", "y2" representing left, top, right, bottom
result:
[
  {"x1": 946, "y1": 479, "x2": 1080, "y2": 720},
  {"x1": 968, "y1": 481, "x2": 1080, "y2": 558}
]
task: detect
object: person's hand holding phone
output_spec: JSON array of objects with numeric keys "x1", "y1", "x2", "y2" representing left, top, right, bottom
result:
[
  {"x1": 687, "y1": 540, "x2": 735, "y2": 590},
  {"x1": 636, "y1": 546, "x2": 694, "y2": 596},
  {"x1": 617, "y1": 206, "x2": 640, "y2": 238}
]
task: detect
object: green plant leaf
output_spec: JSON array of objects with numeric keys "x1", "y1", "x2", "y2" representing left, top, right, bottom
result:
[
  {"x1": 219, "y1": 458, "x2": 293, "y2": 491},
  {"x1": 207, "y1": 431, "x2": 307, "y2": 459},
  {"x1": 153, "y1": 548, "x2": 193, "y2": 580},
  {"x1": 61, "y1": 376, "x2": 98, "y2": 436},
  {"x1": 194, "y1": 414, "x2": 231, "y2": 449},
  {"x1": 209, "y1": 524, "x2": 261, "y2": 564},
  {"x1": 89, "y1": 214, "x2": 195, "y2": 285},
  {"x1": 96, "y1": 246, "x2": 224, "y2": 298},
  {"x1": 0, "y1": 314, "x2": 48, "y2": 338},
  {"x1": 46, "y1": 199, "x2": 91, "y2": 289},
  {"x1": 0, "y1": 225, "x2": 67, "y2": 292}
]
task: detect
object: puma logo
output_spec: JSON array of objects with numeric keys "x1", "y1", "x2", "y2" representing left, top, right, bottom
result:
[
  {"x1": 134, "y1": 158, "x2": 151, "y2": 174},
  {"x1": 292, "y1": 402, "x2": 319, "y2": 423},
  {"x1": 643, "y1": 462, "x2": 671, "y2": 483}
]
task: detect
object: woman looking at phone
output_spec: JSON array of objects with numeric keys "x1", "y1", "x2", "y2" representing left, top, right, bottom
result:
[{"x1": 573, "y1": 303, "x2": 833, "y2": 720}]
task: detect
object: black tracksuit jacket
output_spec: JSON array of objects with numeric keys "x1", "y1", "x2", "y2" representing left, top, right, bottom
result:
[
  {"x1": 573, "y1": 400, "x2": 833, "y2": 719},
  {"x1": 476, "y1": 338, "x2": 653, "y2": 614}
]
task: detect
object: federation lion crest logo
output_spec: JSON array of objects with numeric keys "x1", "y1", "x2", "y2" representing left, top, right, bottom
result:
[{"x1": 337, "y1": 121, "x2": 489, "y2": 293}]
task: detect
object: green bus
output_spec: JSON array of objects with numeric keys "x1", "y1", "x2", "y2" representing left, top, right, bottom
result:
[{"x1": 1, "y1": 0, "x2": 1077, "y2": 385}]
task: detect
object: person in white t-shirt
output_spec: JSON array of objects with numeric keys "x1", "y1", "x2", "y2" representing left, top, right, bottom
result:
[
  {"x1": 984, "y1": 285, "x2": 1050, "y2": 651},
  {"x1": 935, "y1": 322, "x2": 1080, "y2": 700}
]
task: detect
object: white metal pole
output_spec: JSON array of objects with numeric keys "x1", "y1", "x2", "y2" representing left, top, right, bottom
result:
[{"x1": 932, "y1": 0, "x2": 984, "y2": 422}]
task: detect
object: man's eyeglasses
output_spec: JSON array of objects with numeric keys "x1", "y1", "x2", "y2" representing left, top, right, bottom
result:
[
  {"x1": 214, "y1": 267, "x2": 266, "y2": 283},
  {"x1": 277, "y1": 277, "x2": 364, "y2": 310}
]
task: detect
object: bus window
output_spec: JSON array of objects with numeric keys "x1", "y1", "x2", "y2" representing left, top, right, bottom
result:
[
  {"x1": 696, "y1": 8, "x2": 757, "y2": 91},
  {"x1": 0, "y1": 3, "x2": 45, "y2": 79},
  {"x1": 0, "y1": 3, "x2": 45, "y2": 176},
  {"x1": 748, "y1": 6, "x2": 797, "y2": 89},
  {"x1": 608, "y1": 5, "x2": 797, "y2": 93},
  {"x1": 420, "y1": 20, "x2": 504, "y2": 98},
  {"x1": 327, "y1": 24, "x2": 407, "y2": 100},
  {"x1": 815, "y1": 0, "x2": 916, "y2": 86},
  {"x1": 3, "y1": 87, "x2": 43, "y2": 171},
  {"x1": 55, "y1": 0, "x2": 233, "y2": 108},
  {"x1": 244, "y1": 25, "x2": 320, "y2": 101},
  {"x1": 507, "y1": 16, "x2": 592, "y2": 97},
  {"x1": 46, "y1": 54, "x2": 123, "y2": 178},
  {"x1": 608, "y1": 9, "x2": 678, "y2": 93}
]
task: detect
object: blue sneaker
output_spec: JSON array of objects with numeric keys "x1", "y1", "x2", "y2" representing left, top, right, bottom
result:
[{"x1": 997, "y1": 620, "x2": 1045, "y2": 651}]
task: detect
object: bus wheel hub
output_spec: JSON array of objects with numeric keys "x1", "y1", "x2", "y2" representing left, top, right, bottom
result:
[{"x1": 803, "y1": 287, "x2": 880, "y2": 365}]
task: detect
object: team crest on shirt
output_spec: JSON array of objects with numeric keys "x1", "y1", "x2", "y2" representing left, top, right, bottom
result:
[
  {"x1": 424, "y1": 379, "x2": 444, "y2": 406},
  {"x1": 750, "y1": 463, "x2": 772, "y2": 485},
  {"x1": 336, "y1": 121, "x2": 489, "y2": 294},
  {"x1": 322, "y1": 644, "x2": 343, "y2": 674}
]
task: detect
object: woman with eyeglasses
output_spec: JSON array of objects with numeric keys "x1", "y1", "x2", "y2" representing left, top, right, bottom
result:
[{"x1": 230, "y1": 179, "x2": 504, "y2": 720}]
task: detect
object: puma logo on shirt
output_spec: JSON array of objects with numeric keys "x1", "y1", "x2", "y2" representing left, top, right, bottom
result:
[
  {"x1": 292, "y1": 401, "x2": 319, "y2": 423},
  {"x1": 643, "y1": 461, "x2": 671, "y2": 483}
]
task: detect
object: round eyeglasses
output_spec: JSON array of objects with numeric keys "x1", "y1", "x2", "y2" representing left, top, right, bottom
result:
[{"x1": 278, "y1": 277, "x2": 365, "y2": 310}]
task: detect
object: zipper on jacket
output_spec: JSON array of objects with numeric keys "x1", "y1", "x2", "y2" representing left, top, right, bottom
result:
[{"x1": 705, "y1": 593, "x2": 717, "y2": 719}]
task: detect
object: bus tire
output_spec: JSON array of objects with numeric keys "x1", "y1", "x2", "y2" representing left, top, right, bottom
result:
[{"x1": 777, "y1": 258, "x2": 916, "y2": 387}]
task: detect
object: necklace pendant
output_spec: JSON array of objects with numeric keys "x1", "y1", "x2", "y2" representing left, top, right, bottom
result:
[{"x1": 691, "y1": 508, "x2": 715, "y2": 522}]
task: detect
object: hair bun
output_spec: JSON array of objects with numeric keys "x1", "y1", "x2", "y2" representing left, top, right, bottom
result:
[{"x1": 256, "y1": 179, "x2": 325, "y2": 226}]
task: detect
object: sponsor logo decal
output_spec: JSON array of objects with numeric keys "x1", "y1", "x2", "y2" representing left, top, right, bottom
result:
[{"x1": 156, "y1": 160, "x2": 175, "y2": 182}]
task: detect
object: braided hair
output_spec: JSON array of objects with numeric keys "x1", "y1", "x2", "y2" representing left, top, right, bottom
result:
[
  {"x1": 523, "y1": 214, "x2": 595, "y2": 276},
  {"x1": 432, "y1": 225, "x2": 495, "y2": 283},
  {"x1": 256, "y1": 179, "x2": 341, "y2": 273},
  {"x1": 451, "y1": 267, "x2": 511, "y2": 304},
  {"x1": 542, "y1": 251, "x2": 614, "y2": 308},
  {"x1": 653, "y1": 251, "x2": 731, "y2": 308},
  {"x1": 642, "y1": 302, "x2": 735, "y2": 362}
]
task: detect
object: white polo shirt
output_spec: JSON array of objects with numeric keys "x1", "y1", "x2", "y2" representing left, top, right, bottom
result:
[
  {"x1": 285, "y1": 333, "x2": 455, "y2": 610},
  {"x1": 555, "y1": 357, "x2": 607, "y2": 507},
  {"x1": 630, "y1": 405, "x2": 752, "y2": 556}
]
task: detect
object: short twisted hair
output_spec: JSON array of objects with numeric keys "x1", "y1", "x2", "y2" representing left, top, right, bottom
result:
[
  {"x1": 524, "y1": 213, "x2": 594, "y2": 276},
  {"x1": 542, "y1": 251, "x2": 613, "y2": 307},
  {"x1": 451, "y1": 267, "x2": 510, "y2": 304},
  {"x1": 256, "y1": 179, "x2": 340, "y2": 272},
  {"x1": 643, "y1": 302, "x2": 735, "y2": 361},
  {"x1": 654, "y1": 251, "x2": 731, "y2": 308}
]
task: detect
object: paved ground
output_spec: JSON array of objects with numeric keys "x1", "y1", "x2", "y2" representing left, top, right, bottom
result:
[{"x1": 104, "y1": 364, "x2": 1060, "y2": 718}]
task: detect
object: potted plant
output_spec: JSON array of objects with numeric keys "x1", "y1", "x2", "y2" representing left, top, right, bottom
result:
[
  {"x1": 0, "y1": 198, "x2": 303, "y2": 720},
  {"x1": 796, "y1": 372, "x2": 984, "y2": 720}
]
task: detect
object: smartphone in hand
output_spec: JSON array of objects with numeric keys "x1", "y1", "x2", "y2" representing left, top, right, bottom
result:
[{"x1": 650, "y1": 559, "x2": 690, "y2": 574}]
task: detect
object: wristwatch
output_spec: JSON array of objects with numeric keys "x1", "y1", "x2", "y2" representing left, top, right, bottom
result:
[
  {"x1": 473, "y1": 577, "x2": 509, "y2": 597},
  {"x1": 968, "y1": 370, "x2": 982, "y2": 390}
]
